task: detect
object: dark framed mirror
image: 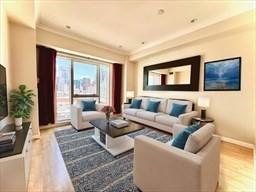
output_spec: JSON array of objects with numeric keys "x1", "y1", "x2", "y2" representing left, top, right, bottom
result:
[{"x1": 143, "y1": 55, "x2": 201, "y2": 91}]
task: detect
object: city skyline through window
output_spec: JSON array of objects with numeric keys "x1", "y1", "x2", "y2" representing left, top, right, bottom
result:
[
  {"x1": 73, "y1": 62, "x2": 97, "y2": 96},
  {"x1": 55, "y1": 54, "x2": 110, "y2": 122}
]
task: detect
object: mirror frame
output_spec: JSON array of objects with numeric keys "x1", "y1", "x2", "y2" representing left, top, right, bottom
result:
[{"x1": 143, "y1": 55, "x2": 201, "y2": 91}]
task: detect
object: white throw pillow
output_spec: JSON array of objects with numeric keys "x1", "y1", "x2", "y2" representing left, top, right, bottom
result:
[{"x1": 184, "y1": 123, "x2": 215, "y2": 153}]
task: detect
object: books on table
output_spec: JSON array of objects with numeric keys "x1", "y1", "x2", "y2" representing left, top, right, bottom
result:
[
  {"x1": 111, "y1": 120, "x2": 129, "y2": 128},
  {"x1": 0, "y1": 131, "x2": 16, "y2": 153}
]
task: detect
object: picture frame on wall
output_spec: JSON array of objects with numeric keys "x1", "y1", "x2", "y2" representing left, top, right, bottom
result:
[{"x1": 204, "y1": 57, "x2": 241, "y2": 91}]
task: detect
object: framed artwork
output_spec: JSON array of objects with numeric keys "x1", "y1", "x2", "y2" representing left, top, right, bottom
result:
[{"x1": 204, "y1": 57, "x2": 241, "y2": 91}]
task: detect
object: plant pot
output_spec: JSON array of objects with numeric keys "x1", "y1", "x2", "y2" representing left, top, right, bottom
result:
[{"x1": 14, "y1": 117, "x2": 23, "y2": 127}]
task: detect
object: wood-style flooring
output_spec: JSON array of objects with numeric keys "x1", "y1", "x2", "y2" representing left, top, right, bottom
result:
[{"x1": 27, "y1": 126, "x2": 255, "y2": 192}]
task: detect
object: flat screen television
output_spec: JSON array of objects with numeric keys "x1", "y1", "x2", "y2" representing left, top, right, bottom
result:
[{"x1": 0, "y1": 64, "x2": 8, "y2": 120}]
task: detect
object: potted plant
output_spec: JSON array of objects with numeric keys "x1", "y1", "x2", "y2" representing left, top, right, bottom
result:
[{"x1": 9, "y1": 85, "x2": 35, "y2": 127}]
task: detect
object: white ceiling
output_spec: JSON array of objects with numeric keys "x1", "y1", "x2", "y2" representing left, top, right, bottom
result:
[{"x1": 38, "y1": 0, "x2": 255, "y2": 54}]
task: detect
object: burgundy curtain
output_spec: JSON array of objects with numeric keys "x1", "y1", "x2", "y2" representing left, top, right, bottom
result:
[
  {"x1": 37, "y1": 45, "x2": 57, "y2": 125},
  {"x1": 112, "y1": 64, "x2": 122, "y2": 114},
  {"x1": 161, "y1": 74, "x2": 167, "y2": 85}
]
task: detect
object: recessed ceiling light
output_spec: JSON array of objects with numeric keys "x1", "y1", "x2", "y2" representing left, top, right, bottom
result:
[
  {"x1": 141, "y1": 41, "x2": 146, "y2": 45},
  {"x1": 158, "y1": 9, "x2": 165, "y2": 15},
  {"x1": 190, "y1": 18, "x2": 198, "y2": 23},
  {"x1": 65, "y1": 25, "x2": 71, "y2": 29}
]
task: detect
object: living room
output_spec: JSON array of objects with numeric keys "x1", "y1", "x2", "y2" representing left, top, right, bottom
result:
[{"x1": 0, "y1": 0, "x2": 255, "y2": 192}]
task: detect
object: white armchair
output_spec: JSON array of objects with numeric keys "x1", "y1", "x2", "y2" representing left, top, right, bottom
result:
[
  {"x1": 71, "y1": 102, "x2": 106, "y2": 131},
  {"x1": 134, "y1": 123, "x2": 221, "y2": 192}
]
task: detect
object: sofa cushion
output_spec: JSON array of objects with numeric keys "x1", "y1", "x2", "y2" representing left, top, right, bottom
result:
[
  {"x1": 81, "y1": 100, "x2": 96, "y2": 111},
  {"x1": 136, "y1": 111, "x2": 160, "y2": 121},
  {"x1": 123, "y1": 108, "x2": 142, "y2": 116},
  {"x1": 166, "y1": 99, "x2": 193, "y2": 114},
  {"x1": 146, "y1": 101, "x2": 160, "y2": 113},
  {"x1": 135, "y1": 97, "x2": 149, "y2": 110},
  {"x1": 130, "y1": 99, "x2": 142, "y2": 109},
  {"x1": 82, "y1": 111, "x2": 105, "y2": 121},
  {"x1": 155, "y1": 114, "x2": 179, "y2": 127},
  {"x1": 149, "y1": 98, "x2": 168, "y2": 113},
  {"x1": 185, "y1": 123, "x2": 215, "y2": 153},
  {"x1": 169, "y1": 103, "x2": 187, "y2": 117}
]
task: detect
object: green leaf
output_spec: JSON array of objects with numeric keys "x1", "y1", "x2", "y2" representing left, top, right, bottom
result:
[{"x1": 9, "y1": 84, "x2": 35, "y2": 119}]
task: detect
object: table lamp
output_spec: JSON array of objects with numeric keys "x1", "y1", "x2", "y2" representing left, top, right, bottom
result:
[
  {"x1": 198, "y1": 97, "x2": 210, "y2": 119},
  {"x1": 126, "y1": 91, "x2": 134, "y2": 104}
]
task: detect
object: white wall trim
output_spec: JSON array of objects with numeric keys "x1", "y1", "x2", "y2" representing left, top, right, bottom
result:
[
  {"x1": 254, "y1": 145, "x2": 256, "y2": 191},
  {"x1": 218, "y1": 135, "x2": 255, "y2": 149},
  {"x1": 39, "y1": 122, "x2": 71, "y2": 129}
]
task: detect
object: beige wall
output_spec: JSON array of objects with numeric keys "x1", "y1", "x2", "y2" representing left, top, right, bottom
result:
[
  {"x1": 134, "y1": 25, "x2": 256, "y2": 144},
  {"x1": 9, "y1": 22, "x2": 40, "y2": 136},
  {"x1": 0, "y1": 3, "x2": 12, "y2": 129},
  {"x1": 122, "y1": 57, "x2": 136, "y2": 103},
  {"x1": 36, "y1": 28, "x2": 126, "y2": 64}
]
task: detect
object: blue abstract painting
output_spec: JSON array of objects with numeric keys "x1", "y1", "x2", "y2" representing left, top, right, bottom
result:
[{"x1": 204, "y1": 57, "x2": 241, "y2": 91}]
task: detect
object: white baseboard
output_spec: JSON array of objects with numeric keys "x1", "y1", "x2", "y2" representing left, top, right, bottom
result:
[
  {"x1": 40, "y1": 122, "x2": 70, "y2": 129},
  {"x1": 218, "y1": 135, "x2": 255, "y2": 149}
]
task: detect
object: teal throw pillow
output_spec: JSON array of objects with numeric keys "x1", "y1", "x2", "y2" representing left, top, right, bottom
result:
[
  {"x1": 82, "y1": 100, "x2": 96, "y2": 111},
  {"x1": 171, "y1": 123, "x2": 200, "y2": 149},
  {"x1": 186, "y1": 122, "x2": 201, "y2": 132},
  {"x1": 146, "y1": 101, "x2": 160, "y2": 113},
  {"x1": 169, "y1": 103, "x2": 187, "y2": 117},
  {"x1": 171, "y1": 129, "x2": 191, "y2": 149},
  {"x1": 130, "y1": 99, "x2": 142, "y2": 109}
]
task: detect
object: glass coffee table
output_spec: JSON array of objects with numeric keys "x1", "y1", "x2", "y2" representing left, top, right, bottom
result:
[{"x1": 90, "y1": 119, "x2": 144, "y2": 156}]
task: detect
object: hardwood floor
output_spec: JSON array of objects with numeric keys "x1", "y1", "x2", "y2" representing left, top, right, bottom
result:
[{"x1": 28, "y1": 126, "x2": 255, "y2": 192}]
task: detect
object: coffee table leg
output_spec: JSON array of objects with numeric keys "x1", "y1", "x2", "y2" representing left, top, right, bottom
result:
[{"x1": 92, "y1": 127, "x2": 134, "y2": 156}]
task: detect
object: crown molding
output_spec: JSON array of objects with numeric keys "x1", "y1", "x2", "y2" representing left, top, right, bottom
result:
[
  {"x1": 36, "y1": 24, "x2": 129, "y2": 56},
  {"x1": 130, "y1": 10, "x2": 256, "y2": 61}
]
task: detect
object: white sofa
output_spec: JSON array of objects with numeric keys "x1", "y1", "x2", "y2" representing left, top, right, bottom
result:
[
  {"x1": 134, "y1": 123, "x2": 221, "y2": 192},
  {"x1": 122, "y1": 97, "x2": 198, "y2": 133},
  {"x1": 71, "y1": 99, "x2": 106, "y2": 130}
]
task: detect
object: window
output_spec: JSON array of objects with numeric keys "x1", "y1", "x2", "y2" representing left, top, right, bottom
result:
[
  {"x1": 73, "y1": 62, "x2": 98, "y2": 96},
  {"x1": 56, "y1": 56, "x2": 71, "y2": 122},
  {"x1": 55, "y1": 54, "x2": 110, "y2": 122}
]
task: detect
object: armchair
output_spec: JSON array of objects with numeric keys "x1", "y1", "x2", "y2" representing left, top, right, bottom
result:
[
  {"x1": 134, "y1": 124, "x2": 221, "y2": 192},
  {"x1": 71, "y1": 101, "x2": 106, "y2": 131}
]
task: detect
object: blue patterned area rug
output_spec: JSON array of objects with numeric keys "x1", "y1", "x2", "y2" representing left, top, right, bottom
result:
[{"x1": 55, "y1": 127, "x2": 171, "y2": 192}]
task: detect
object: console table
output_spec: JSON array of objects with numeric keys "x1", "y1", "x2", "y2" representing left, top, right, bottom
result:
[{"x1": 0, "y1": 122, "x2": 33, "y2": 192}]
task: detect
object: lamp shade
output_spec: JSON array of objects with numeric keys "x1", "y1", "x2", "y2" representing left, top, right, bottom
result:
[
  {"x1": 198, "y1": 97, "x2": 210, "y2": 108},
  {"x1": 126, "y1": 91, "x2": 134, "y2": 98}
]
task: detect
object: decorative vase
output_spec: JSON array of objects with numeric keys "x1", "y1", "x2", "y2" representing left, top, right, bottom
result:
[
  {"x1": 105, "y1": 113, "x2": 110, "y2": 121},
  {"x1": 14, "y1": 117, "x2": 23, "y2": 127}
]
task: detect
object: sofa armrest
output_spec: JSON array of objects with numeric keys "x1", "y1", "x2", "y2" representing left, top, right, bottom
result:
[
  {"x1": 71, "y1": 105, "x2": 82, "y2": 128},
  {"x1": 172, "y1": 123, "x2": 187, "y2": 137},
  {"x1": 178, "y1": 111, "x2": 198, "y2": 125},
  {"x1": 96, "y1": 103, "x2": 105, "y2": 112},
  {"x1": 122, "y1": 103, "x2": 131, "y2": 109},
  {"x1": 134, "y1": 135, "x2": 201, "y2": 192},
  {"x1": 122, "y1": 103, "x2": 131, "y2": 114}
]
